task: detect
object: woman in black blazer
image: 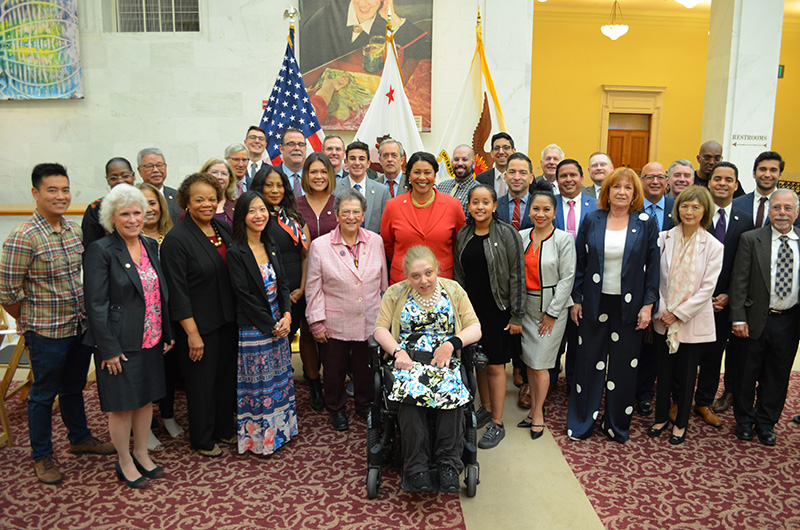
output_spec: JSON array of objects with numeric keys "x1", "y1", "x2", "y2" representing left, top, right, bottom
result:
[
  {"x1": 84, "y1": 184, "x2": 173, "y2": 489},
  {"x1": 227, "y1": 191, "x2": 296, "y2": 455},
  {"x1": 160, "y1": 173, "x2": 237, "y2": 457}
]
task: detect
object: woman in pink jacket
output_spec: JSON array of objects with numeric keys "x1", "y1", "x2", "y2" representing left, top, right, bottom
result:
[
  {"x1": 305, "y1": 188, "x2": 389, "y2": 431},
  {"x1": 648, "y1": 186, "x2": 723, "y2": 445}
]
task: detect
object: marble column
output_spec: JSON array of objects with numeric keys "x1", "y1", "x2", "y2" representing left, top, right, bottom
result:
[{"x1": 701, "y1": 0, "x2": 784, "y2": 193}]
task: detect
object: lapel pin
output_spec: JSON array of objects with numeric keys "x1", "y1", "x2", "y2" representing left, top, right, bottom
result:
[
  {"x1": 125, "y1": 263, "x2": 131, "y2": 268},
  {"x1": 734, "y1": 215, "x2": 739, "y2": 220}
]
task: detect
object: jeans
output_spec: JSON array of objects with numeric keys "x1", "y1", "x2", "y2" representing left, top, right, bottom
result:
[{"x1": 25, "y1": 331, "x2": 93, "y2": 460}]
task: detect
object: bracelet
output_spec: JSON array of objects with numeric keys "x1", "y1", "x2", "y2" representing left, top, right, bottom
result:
[{"x1": 446, "y1": 336, "x2": 463, "y2": 351}]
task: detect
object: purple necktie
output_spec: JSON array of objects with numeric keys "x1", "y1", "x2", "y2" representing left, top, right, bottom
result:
[
  {"x1": 567, "y1": 200, "x2": 576, "y2": 239},
  {"x1": 292, "y1": 174, "x2": 302, "y2": 198},
  {"x1": 714, "y1": 208, "x2": 726, "y2": 242}
]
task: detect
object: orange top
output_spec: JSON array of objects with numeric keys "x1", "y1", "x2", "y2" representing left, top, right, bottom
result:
[{"x1": 525, "y1": 242, "x2": 541, "y2": 291}]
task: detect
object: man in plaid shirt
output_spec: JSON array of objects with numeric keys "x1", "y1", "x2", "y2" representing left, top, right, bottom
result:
[{"x1": 0, "y1": 163, "x2": 114, "y2": 484}]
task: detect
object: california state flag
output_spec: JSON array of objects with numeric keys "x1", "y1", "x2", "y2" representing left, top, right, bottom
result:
[
  {"x1": 435, "y1": 16, "x2": 507, "y2": 180},
  {"x1": 355, "y1": 27, "x2": 424, "y2": 168}
]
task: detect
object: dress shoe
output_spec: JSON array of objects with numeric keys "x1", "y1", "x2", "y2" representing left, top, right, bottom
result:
[
  {"x1": 792, "y1": 414, "x2": 800, "y2": 425},
  {"x1": 69, "y1": 436, "x2": 116, "y2": 455},
  {"x1": 131, "y1": 453, "x2": 166, "y2": 479},
  {"x1": 711, "y1": 392, "x2": 734, "y2": 414},
  {"x1": 693, "y1": 405, "x2": 723, "y2": 427},
  {"x1": 331, "y1": 411, "x2": 349, "y2": 431},
  {"x1": 637, "y1": 399, "x2": 653, "y2": 416},
  {"x1": 647, "y1": 421, "x2": 669, "y2": 438},
  {"x1": 668, "y1": 431, "x2": 686, "y2": 446},
  {"x1": 517, "y1": 384, "x2": 532, "y2": 409},
  {"x1": 530, "y1": 424, "x2": 545, "y2": 440},
  {"x1": 33, "y1": 455, "x2": 62, "y2": 485},
  {"x1": 115, "y1": 461, "x2": 150, "y2": 489},
  {"x1": 512, "y1": 367, "x2": 523, "y2": 388},
  {"x1": 735, "y1": 423, "x2": 754, "y2": 441},
  {"x1": 668, "y1": 404, "x2": 678, "y2": 424},
  {"x1": 756, "y1": 428, "x2": 777, "y2": 446}
]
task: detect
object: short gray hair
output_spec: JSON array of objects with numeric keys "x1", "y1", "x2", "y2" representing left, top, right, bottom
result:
[
  {"x1": 541, "y1": 144, "x2": 564, "y2": 161},
  {"x1": 99, "y1": 183, "x2": 148, "y2": 233},
  {"x1": 668, "y1": 159, "x2": 694, "y2": 176},
  {"x1": 334, "y1": 187, "x2": 367, "y2": 214},
  {"x1": 771, "y1": 188, "x2": 799, "y2": 209},
  {"x1": 224, "y1": 143, "x2": 249, "y2": 158},
  {"x1": 379, "y1": 138, "x2": 405, "y2": 159},
  {"x1": 137, "y1": 147, "x2": 166, "y2": 167}
]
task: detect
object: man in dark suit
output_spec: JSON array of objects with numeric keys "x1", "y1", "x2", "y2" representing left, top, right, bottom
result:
[
  {"x1": 334, "y1": 141, "x2": 390, "y2": 234},
  {"x1": 732, "y1": 151, "x2": 797, "y2": 228},
  {"x1": 583, "y1": 152, "x2": 613, "y2": 198},
  {"x1": 137, "y1": 147, "x2": 179, "y2": 222},
  {"x1": 376, "y1": 139, "x2": 407, "y2": 197},
  {"x1": 324, "y1": 135, "x2": 348, "y2": 180},
  {"x1": 692, "y1": 162, "x2": 754, "y2": 426},
  {"x1": 730, "y1": 188, "x2": 800, "y2": 446},
  {"x1": 552, "y1": 159, "x2": 597, "y2": 394},
  {"x1": 477, "y1": 132, "x2": 515, "y2": 197},
  {"x1": 533, "y1": 144, "x2": 564, "y2": 194},
  {"x1": 635, "y1": 160, "x2": 673, "y2": 414},
  {"x1": 666, "y1": 159, "x2": 695, "y2": 199},
  {"x1": 244, "y1": 126, "x2": 268, "y2": 189}
]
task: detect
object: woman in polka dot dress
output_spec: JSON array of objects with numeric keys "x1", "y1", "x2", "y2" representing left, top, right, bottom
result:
[{"x1": 566, "y1": 168, "x2": 660, "y2": 443}]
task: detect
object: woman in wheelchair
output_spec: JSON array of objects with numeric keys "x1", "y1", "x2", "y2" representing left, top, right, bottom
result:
[{"x1": 374, "y1": 245, "x2": 481, "y2": 493}]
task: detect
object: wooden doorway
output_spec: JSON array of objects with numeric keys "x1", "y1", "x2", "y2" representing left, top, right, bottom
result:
[{"x1": 607, "y1": 113, "x2": 650, "y2": 174}]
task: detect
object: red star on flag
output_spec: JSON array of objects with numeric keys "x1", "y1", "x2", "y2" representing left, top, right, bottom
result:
[{"x1": 386, "y1": 85, "x2": 395, "y2": 104}]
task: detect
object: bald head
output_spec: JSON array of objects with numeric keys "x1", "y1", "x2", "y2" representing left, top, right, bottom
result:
[
  {"x1": 697, "y1": 140, "x2": 723, "y2": 179},
  {"x1": 640, "y1": 162, "x2": 668, "y2": 204}
]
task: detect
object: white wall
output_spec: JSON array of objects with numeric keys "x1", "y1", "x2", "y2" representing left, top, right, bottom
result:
[{"x1": 0, "y1": 0, "x2": 532, "y2": 238}]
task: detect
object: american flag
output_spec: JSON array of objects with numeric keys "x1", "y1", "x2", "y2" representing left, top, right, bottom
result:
[{"x1": 261, "y1": 27, "x2": 325, "y2": 165}]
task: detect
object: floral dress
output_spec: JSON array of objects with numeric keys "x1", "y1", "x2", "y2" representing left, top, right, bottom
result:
[{"x1": 236, "y1": 261, "x2": 297, "y2": 455}]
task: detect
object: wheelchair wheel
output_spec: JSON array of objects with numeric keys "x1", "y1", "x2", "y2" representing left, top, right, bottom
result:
[
  {"x1": 465, "y1": 465, "x2": 478, "y2": 497},
  {"x1": 366, "y1": 467, "x2": 381, "y2": 499}
]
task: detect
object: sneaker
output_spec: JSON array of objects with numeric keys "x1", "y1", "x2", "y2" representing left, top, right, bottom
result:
[
  {"x1": 438, "y1": 465, "x2": 460, "y2": 493},
  {"x1": 33, "y1": 455, "x2": 62, "y2": 484},
  {"x1": 478, "y1": 422, "x2": 506, "y2": 449},
  {"x1": 474, "y1": 406, "x2": 492, "y2": 429},
  {"x1": 408, "y1": 471, "x2": 434, "y2": 492},
  {"x1": 69, "y1": 436, "x2": 116, "y2": 455}
]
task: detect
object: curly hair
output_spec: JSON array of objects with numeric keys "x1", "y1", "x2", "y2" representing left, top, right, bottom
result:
[
  {"x1": 176, "y1": 172, "x2": 222, "y2": 209},
  {"x1": 98, "y1": 184, "x2": 147, "y2": 233}
]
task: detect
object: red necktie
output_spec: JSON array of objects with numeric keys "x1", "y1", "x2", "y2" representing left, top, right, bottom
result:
[
  {"x1": 755, "y1": 196, "x2": 767, "y2": 227},
  {"x1": 388, "y1": 180, "x2": 395, "y2": 198},
  {"x1": 512, "y1": 197, "x2": 521, "y2": 230}
]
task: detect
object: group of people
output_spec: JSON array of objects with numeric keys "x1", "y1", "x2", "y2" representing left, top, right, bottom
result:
[{"x1": 1, "y1": 124, "x2": 797, "y2": 493}]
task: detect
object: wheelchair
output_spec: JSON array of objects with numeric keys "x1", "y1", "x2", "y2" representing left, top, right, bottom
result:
[{"x1": 364, "y1": 336, "x2": 487, "y2": 498}]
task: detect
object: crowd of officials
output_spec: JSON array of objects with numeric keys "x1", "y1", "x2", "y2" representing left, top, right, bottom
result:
[{"x1": 1, "y1": 125, "x2": 798, "y2": 493}]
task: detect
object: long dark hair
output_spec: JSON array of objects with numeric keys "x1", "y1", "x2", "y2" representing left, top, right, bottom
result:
[
  {"x1": 232, "y1": 191, "x2": 272, "y2": 246},
  {"x1": 251, "y1": 165, "x2": 303, "y2": 223},
  {"x1": 465, "y1": 184, "x2": 499, "y2": 226}
]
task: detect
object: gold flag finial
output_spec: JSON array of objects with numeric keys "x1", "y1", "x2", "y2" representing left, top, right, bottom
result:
[{"x1": 477, "y1": 5, "x2": 482, "y2": 39}]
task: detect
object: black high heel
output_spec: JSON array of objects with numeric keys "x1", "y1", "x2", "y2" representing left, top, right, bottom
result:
[
  {"x1": 131, "y1": 453, "x2": 165, "y2": 479},
  {"x1": 530, "y1": 424, "x2": 545, "y2": 440},
  {"x1": 115, "y1": 461, "x2": 150, "y2": 489},
  {"x1": 517, "y1": 414, "x2": 534, "y2": 428}
]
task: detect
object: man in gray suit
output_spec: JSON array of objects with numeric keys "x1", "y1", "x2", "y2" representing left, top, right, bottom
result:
[
  {"x1": 583, "y1": 152, "x2": 613, "y2": 198},
  {"x1": 137, "y1": 147, "x2": 179, "y2": 222},
  {"x1": 376, "y1": 139, "x2": 407, "y2": 197},
  {"x1": 335, "y1": 141, "x2": 390, "y2": 234},
  {"x1": 533, "y1": 144, "x2": 564, "y2": 194},
  {"x1": 730, "y1": 188, "x2": 800, "y2": 446}
]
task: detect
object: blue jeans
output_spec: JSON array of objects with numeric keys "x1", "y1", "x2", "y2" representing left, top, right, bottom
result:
[{"x1": 25, "y1": 331, "x2": 93, "y2": 460}]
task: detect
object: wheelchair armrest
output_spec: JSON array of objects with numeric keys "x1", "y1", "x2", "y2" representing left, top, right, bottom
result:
[{"x1": 462, "y1": 343, "x2": 488, "y2": 372}]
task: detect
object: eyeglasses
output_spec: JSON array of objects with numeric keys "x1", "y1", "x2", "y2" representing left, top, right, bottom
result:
[
  {"x1": 209, "y1": 170, "x2": 230, "y2": 178},
  {"x1": 283, "y1": 141, "x2": 306, "y2": 148},
  {"x1": 339, "y1": 209, "x2": 363, "y2": 217},
  {"x1": 701, "y1": 155, "x2": 722, "y2": 162},
  {"x1": 492, "y1": 144, "x2": 513, "y2": 152},
  {"x1": 141, "y1": 163, "x2": 166, "y2": 171},
  {"x1": 246, "y1": 135, "x2": 266, "y2": 143},
  {"x1": 107, "y1": 174, "x2": 134, "y2": 184},
  {"x1": 227, "y1": 157, "x2": 249, "y2": 164},
  {"x1": 641, "y1": 174, "x2": 668, "y2": 181}
]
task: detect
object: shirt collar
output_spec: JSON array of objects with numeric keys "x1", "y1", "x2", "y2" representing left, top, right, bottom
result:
[
  {"x1": 644, "y1": 196, "x2": 665, "y2": 209},
  {"x1": 32, "y1": 209, "x2": 70, "y2": 234},
  {"x1": 331, "y1": 225, "x2": 367, "y2": 245},
  {"x1": 347, "y1": 3, "x2": 377, "y2": 34},
  {"x1": 771, "y1": 226, "x2": 799, "y2": 241}
]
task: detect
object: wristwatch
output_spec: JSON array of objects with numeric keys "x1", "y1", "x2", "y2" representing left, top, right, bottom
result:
[{"x1": 392, "y1": 345, "x2": 404, "y2": 356}]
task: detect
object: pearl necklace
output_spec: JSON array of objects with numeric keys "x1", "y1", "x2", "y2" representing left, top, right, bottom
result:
[{"x1": 413, "y1": 280, "x2": 441, "y2": 309}]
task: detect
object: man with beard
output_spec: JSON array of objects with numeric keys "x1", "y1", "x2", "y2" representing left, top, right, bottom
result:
[
  {"x1": 733, "y1": 151, "x2": 795, "y2": 228},
  {"x1": 583, "y1": 152, "x2": 613, "y2": 198},
  {"x1": 437, "y1": 145, "x2": 481, "y2": 216},
  {"x1": 667, "y1": 159, "x2": 695, "y2": 199},
  {"x1": 477, "y1": 132, "x2": 515, "y2": 197},
  {"x1": 534, "y1": 144, "x2": 564, "y2": 194},
  {"x1": 279, "y1": 128, "x2": 308, "y2": 198}
]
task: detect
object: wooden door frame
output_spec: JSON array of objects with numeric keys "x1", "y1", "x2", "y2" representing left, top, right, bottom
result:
[{"x1": 600, "y1": 85, "x2": 665, "y2": 164}]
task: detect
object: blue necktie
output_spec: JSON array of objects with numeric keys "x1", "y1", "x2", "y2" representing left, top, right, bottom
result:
[{"x1": 649, "y1": 204, "x2": 661, "y2": 231}]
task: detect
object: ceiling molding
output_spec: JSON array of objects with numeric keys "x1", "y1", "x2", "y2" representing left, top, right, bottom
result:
[{"x1": 533, "y1": 8, "x2": 710, "y2": 29}]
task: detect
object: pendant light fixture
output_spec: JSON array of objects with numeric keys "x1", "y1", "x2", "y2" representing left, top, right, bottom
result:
[{"x1": 601, "y1": 1, "x2": 629, "y2": 41}]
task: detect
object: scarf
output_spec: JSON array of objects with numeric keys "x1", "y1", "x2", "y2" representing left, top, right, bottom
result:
[
  {"x1": 274, "y1": 207, "x2": 308, "y2": 250},
  {"x1": 665, "y1": 227, "x2": 701, "y2": 354}
]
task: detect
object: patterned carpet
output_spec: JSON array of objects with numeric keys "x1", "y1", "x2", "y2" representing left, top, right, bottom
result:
[
  {"x1": 0, "y1": 381, "x2": 465, "y2": 530},
  {"x1": 546, "y1": 372, "x2": 800, "y2": 530}
]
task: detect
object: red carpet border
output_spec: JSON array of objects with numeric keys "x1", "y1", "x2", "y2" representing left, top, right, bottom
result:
[
  {"x1": 547, "y1": 373, "x2": 800, "y2": 530},
  {"x1": 0, "y1": 382, "x2": 465, "y2": 530}
]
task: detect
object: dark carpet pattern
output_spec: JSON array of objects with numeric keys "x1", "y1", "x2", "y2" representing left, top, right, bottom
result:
[{"x1": 0, "y1": 381, "x2": 465, "y2": 530}]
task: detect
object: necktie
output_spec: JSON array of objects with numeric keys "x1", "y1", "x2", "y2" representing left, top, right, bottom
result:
[
  {"x1": 714, "y1": 208, "x2": 726, "y2": 242},
  {"x1": 649, "y1": 204, "x2": 661, "y2": 231},
  {"x1": 567, "y1": 200, "x2": 576, "y2": 238},
  {"x1": 449, "y1": 182, "x2": 459, "y2": 197},
  {"x1": 292, "y1": 173, "x2": 302, "y2": 198},
  {"x1": 388, "y1": 180, "x2": 396, "y2": 198},
  {"x1": 236, "y1": 180, "x2": 245, "y2": 197},
  {"x1": 512, "y1": 197, "x2": 521, "y2": 230},
  {"x1": 776, "y1": 235, "x2": 793, "y2": 299},
  {"x1": 354, "y1": 183, "x2": 362, "y2": 193},
  {"x1": 249, "y1": 163, "x2": 258, "y2": 184},
  {"x1": 756, "y1": 196, "x2": 768, "y2": 227}
]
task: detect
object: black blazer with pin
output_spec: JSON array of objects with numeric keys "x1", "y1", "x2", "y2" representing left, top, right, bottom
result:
[
  {"x1": 227, "y1": 240, "x2": 291, "y2": 334},
  {"x1": 160, "y1": 216, "x2": 236, "y2": 335},
  {"x1": 83, "y1": 233, "x2": 171, "y2": 359}
]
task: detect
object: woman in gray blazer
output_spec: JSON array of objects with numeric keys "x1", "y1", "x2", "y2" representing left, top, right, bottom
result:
[
  {"x1": 84, "y1": 184, "x2": 173, "y2": 489},
  {"x1": 517, "y1": 180, "x2": 576, "y2": 440}
]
